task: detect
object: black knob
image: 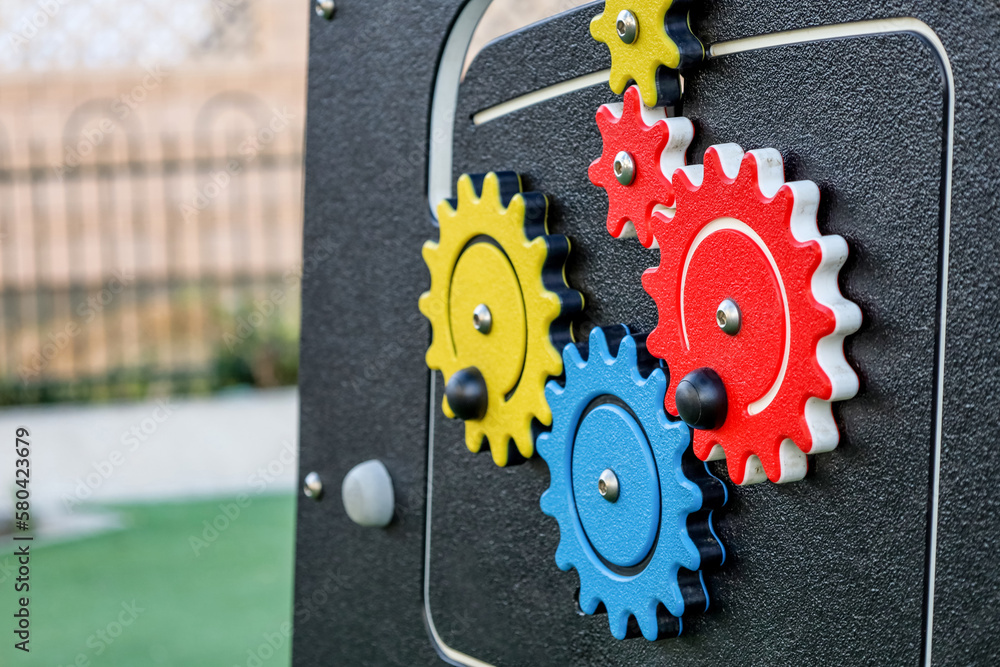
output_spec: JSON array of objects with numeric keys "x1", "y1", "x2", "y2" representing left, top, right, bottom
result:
[
  {"x1": 445, "y1": 367, "x2": 488, "y2": 421},
  {"x1": 675, "y1": 368, "x2": 727, "y2": 430}
]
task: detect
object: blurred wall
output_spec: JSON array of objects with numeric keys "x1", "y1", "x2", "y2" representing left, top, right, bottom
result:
[{"x1": 0, "y1": 0, "x2": 308, "y2": 401}]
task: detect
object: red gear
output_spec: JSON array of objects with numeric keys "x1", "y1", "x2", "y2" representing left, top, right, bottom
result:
[
  {"x1": 588, "y1": 85, "x2": 693, "y2": 248},
  {"x1": 642, "y1": 144, "x2": 862, "y2": 485}
]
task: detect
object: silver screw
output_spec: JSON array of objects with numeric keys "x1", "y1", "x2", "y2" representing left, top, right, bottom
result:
[
  {"x1": 472, "y1": 303, "x2": 492, "y2": 334},
  {"x1": 598, "y1": 469, "x2": 620, "y2": 503},
  {"x1": 716, "y1": 299, "x2": 741, "y2": 335},
  {"x1": 303, "y1": 471, "x2": 323, "y2": 500},
  {"x1": 315, "y1": 0, "x2": 335, "y2": 20},
  {"x1": 616, "y1": 10, "x2": 639, "y2": 44},
  {"x1": 613, "y1": 151, "x2": 635, "y2": 186}
]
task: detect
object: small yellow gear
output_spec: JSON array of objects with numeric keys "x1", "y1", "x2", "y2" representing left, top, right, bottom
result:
[
  {"x1": 590, "y1": 0, "x2": 705, "y2": 107},
  {"x1": 419, "y1": 172, "x2": 582, "y2": 467}
]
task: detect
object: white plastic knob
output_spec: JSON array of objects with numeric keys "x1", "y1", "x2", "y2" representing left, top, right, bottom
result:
[{"x1": 341, "y1": 460, "x2": 395, "y2": 528}]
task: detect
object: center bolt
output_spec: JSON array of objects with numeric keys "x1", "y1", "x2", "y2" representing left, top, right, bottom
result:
[
  {"x1": 613, "y1": 151, "x2": 635, "y2": 186},
  {"x1": 598, "y1": 468, "x2": 620, "y2": 502},
  {"x1": 473, "y1": 303, "x2": 492, "y2": 334},
  {"x1": 616, "y1": 10, "x2": 639, "y2": 44},
  {"x1": 716, "y1": 298, "x2": 741, "y2": 336}
]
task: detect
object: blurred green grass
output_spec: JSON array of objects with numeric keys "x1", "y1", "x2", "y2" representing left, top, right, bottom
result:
[{"x1": 0, "y1": 495, "x2": 295, "y2": 666}]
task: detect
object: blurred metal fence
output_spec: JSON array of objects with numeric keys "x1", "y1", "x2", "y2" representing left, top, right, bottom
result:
[{"x1": 0, "y1": 98, "x2": 303, "y2": 405}]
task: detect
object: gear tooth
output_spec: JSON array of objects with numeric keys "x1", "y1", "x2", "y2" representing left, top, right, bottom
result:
[
  {"x1": 544, "y1": 378, "x2": 565, "y2": 406},
  {"x1": 746, "y1": 148, "x2": 786, "y2": 198},
  {"x1": 421, "y1": 238, "x2": 439, "y2": 258},
  {"x1": 741, "y1": 454, "x2": 770, "y2": 486},
  {"x1": 540, "y1": 488, "x2": 561, "y2": 519},
  {"x1": 608, "y1": 608, "x2": 631, "y2": 640},
  {"x1": 536, "y1": 432, "x2": 551, "y2": 458},
  {"x1": 588, "y1": 12, "x2": 606, "y2": 41},
  {"x1": 657, "y1": 34, "x2": 683, "y2": 72},
  {"x1": 455, "y1": 173, "x2": 479, "y2": 208},
  {"x1": 420, "y1": 293, "x2": 446, "y2": 323},
  {"x1": 664, "y1": 116, "x2": 695, "y2": 153},
  {"x1": 636, "y1": 606, "x2": 661, "y2": 641},
  {"x1": 659, "y1": 576, "x2": 690, "y2": 617},
  {"x1": 616, "y1": 333, "x2": 638, "y2": 367},
  {"x1": 479, "y1": 172, "x2": 502, "y2": 207},
  {"x1": 684, "y1": 474, "x2": 703, "y2": 509},
  {"x1": 535, "y1": 398, "x2": 557, "y2": 434},
  {"x1": 604, "y1": 100, "x2": 626, "y2": 123},
  {"x1": 773, "y1": 440, "x2": 808, "y2": 483},
  {"x1": 641, "y1": 264, "x2": 659, "y2": 292},
  {"x1": 607, "y1": 66, "x2": 630, "y2": 95},
  {"x1": 536, "y1": 293, "x2": 560, "y2": 329},
  {"x1": 622, "y1": 85, "x2": 641, "y2": 116},
  {"x1": 533, "y1": 397, "x2": 553, "y2": 428},
  {"x1": 723, "y1": 449, "x2": 745, "y2": 485},
  {"x1": 637, "y1": 73, "x2": 660, "y2": 108},
  {"x1": 588, "y1": 156, "x2": 605, "y2": 187},
  {"x1": 424, "y1": 327, "x2": 449, "y2": 364},
  {"x1": 649, "y1": 217, "x2": 668, "y2": 248},
  {"x1": 464, "y1": 424, "x2": 485, "y2": 455},
  {"x1": 675, "y1": 164, "x2": 704, "y2": 190},
  {"x1": 488, "y1": 433, "x2": 512, "y2": 467},
  {"x1": 425, "y1": 346, "x2": 444, "y2": 374},
  {"x1": 528, "y1": 235, "x2": 549, "y2": 263},
  {"x1": 545, "y1": 461, "x2": 566, "y2": 491},
  {"x1": 578, "y1": 588, "x2": 601, "y2": 615},
  {"x1": 554, "y1": 542, "x2": 574, "y2": 572},
  {"x1": 435, "y1": 198, "x2": 456, "y2": 220},
  {"x1": 516, "y1": 421, "x2": 538, "y2": 458},
  {"x1": 643, "y1": 372, "x2": 668, "y2": 416},
  {"x1": 504, "y1": 193, "x2": 526, "y2": 221},
  {"x1": 441, "y1": 392, "x2": 455, "y2": 419},
  {"x1": 539, "y1": 486, "x2": 554, "y2": 512},
  {"x1": 710, "y1": 143, "x2": 747, "y2": 181},
  {"x1": 587, "y1": 325, "x2": 608, "y2": 352},
  {"x1": 564, "y1": 343, "x2": 585, "y2": 373}
]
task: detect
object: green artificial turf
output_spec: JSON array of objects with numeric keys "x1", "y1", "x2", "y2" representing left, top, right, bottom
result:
[{"x1": 0, "y1": 494, "x2": 296, "y2": 666}]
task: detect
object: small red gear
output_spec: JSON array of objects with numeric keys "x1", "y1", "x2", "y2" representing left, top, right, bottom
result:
[
  {"x1": 588, "y1": 85, "x2": 693, "y2": 248},
  {"x1": 643, "y1": 144, "x2": 862, "y2": 485}
]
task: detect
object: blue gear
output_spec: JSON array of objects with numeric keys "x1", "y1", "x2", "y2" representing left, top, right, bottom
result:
[{"x1": 537, "y1": 325, "x2": 725, "y2": 641}]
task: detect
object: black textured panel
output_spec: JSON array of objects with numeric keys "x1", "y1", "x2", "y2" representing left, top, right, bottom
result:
[
  {"x1": 293, "y1": 1, "x2": 452, "y2": 665},
  {"x1": 298, "y1": 1, "x2": 1000, "y2": 665},
  {"x1": 428, "y1": 28, "x2": 945, "y2": 666},
  {"x1": 695, "y1": 4, "x2": 1000, "y2": 664}
]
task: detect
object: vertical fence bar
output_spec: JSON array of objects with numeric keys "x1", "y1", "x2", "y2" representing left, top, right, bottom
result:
[
  {"x1": 193, "y1": 132, "x2": 217, "y2": 384},
  {"x1": 159, "y1": 133, "x2": 182, "y2": 385},
  {"x1": 97, "y1": 136, "x2": 120, "y2": 391},
  {"x1": 61, "y1": 138, "x2": 87, "y2": 396},
  {"x1": 0, "y1": 134, "x2": 14, "y2": 386},
  {"x1": 28, "y1": 141, "x2": 51, "y2": 402},
  {"x1": 126, "y1": 133, "x2": 150, "y2": 391}
]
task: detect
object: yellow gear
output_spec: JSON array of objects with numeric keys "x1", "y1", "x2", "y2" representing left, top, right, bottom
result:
[
  {"x1": 419, "y1": 172, "x2": 582, "y2": 466},
  {"x1": 590, "y1": 0, "x2": 705, "y2": 107}
]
